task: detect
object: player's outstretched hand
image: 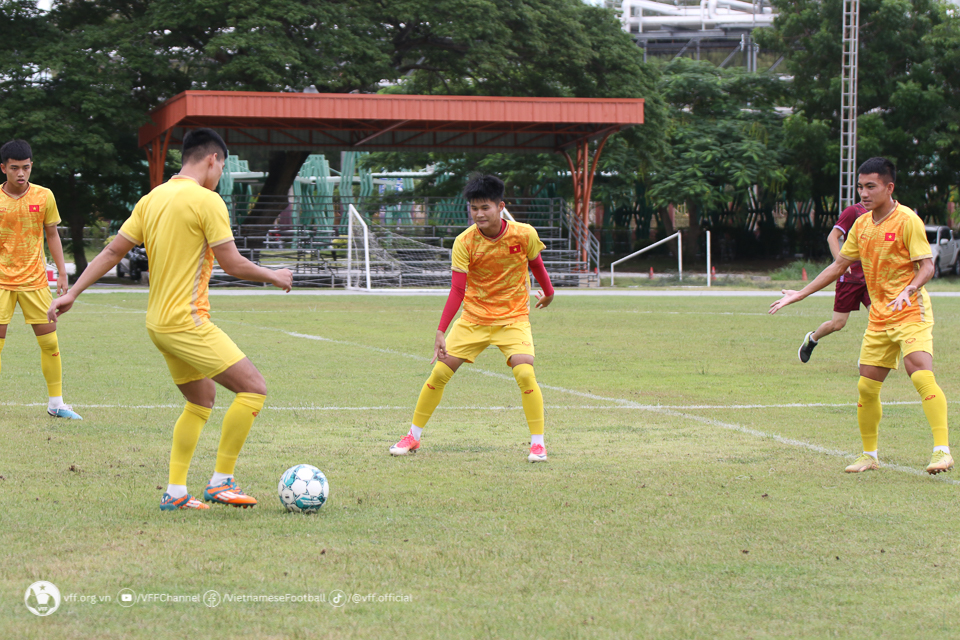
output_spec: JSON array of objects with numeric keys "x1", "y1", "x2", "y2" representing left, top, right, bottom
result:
[
  {"x1": 887, "y1": 286, "x2": 915, "y2": 312},
  {"x1": 272, "y1": 268, "x2": 293, "y2": 292},
  {"x1": 431, "y1": 330, "x2": 447, "y2": 365},
  {"x1": 535, "y1": 291, "x2": 554, "y2": 309},
  {"x1": 769, "y1": 289, "x2": 801, "y2": 315},
  {"x1": 56, "y1": 273, "x2": 69, "y2": 297},
  {"x1": 48, "y1": 293, "x2": 75, "y2": 322}
]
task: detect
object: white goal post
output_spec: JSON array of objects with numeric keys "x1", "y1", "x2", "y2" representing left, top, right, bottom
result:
[
  {"x1": 608, "y1": 231, "x2": 714, "y2": 286},
  {"x1": 346, "y1": 204, "x2": 372, "y2": 290},
  {"x1": 344, "y1": 204, "x2": 453, "y2": 290}
]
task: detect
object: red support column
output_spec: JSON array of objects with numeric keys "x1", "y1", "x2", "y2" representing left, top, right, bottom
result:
[
  {"x1": 562, "y1": 133, "x2": 612, "y2": 266},
  {"x1": 145, "y1": 130, "x2": 172, "y2": 190}
]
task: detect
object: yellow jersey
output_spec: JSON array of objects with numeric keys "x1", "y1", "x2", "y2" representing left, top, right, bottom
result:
[
  {"x1": 840, "y1": 203, "x2": 933, "y2": 330},
  {"x1": 119, "y1": 177, "x2": 233, "y2": 333},
  {"x1": 0, "y1": 183, "x2": 60, "y2": 291},
  {"x1": 451, "y1": 221, "x2": 546, "y2": 325}
]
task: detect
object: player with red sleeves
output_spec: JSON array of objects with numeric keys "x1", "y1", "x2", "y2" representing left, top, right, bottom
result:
[
  {"x1": 389, "y1": 174, "x2": 555, "y2": 462},
  {"x1": 797, "y1": 202, "x2": 871, "y2": 363}
]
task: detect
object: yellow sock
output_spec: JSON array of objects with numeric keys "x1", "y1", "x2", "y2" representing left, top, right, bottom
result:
[
  {"x1": 214, "y1": 393, "x2": 266, "y2": 475},
  {"x1": 857, "y1": 376, "x2": 883, "y2": 452},
  {"x1": 412, "y1": 362, "x2": 455, "y2": 428},
  {"x1": 911, "y1": 370, "x2": 949, "y2": 448},
  {"x1": 0, "y1": 337, "x2": 5, "y2": 375},
  {"x1": 169, "y1": 402, "x2": 212, "y2": 485},
  {"x1": 36, "y1": 332, "x2": 62, "y2": 397},
  {"x1": 513, "y1": 363, "x2": 544, "y2": 436}
]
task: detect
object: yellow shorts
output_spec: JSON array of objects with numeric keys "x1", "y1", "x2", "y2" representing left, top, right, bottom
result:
[
  {"x1": 445, "y1": 318, "x2": 535, "y2": 365},
  {"x1": 0, "y1": 287, "x2": 54, "y2": 325},
  {"x1": 148, "y1": 322, "x2": 246, "y2": 384},
  {"x1": 859, "y1": 322, "x2": 933, "y2": 370}
]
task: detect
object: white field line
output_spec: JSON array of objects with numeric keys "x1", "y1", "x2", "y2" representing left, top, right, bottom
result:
[
  {"x1": 75, "y1": 288, "x2": 960, "y2": 298},
  {"x1": 30, "y1": 306, "x2": 958, "y2": 483},
  {"x1": 231, "y1": 322, "x2": 960, "y2": 485},
  {"x1": 0, "y1": 400, "x2": 937, "y2": 411}
]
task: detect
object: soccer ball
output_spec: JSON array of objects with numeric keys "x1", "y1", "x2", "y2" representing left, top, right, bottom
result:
[{"x1": 278, "y1": 464, "x2": 329, "y2": 513}]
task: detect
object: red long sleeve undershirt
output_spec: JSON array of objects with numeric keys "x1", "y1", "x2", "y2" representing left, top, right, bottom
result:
[{"x1": 437, "y1": 255, "x2": 554, "y2": 332}]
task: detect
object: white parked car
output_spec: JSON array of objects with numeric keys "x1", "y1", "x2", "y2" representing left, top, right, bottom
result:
[{"x1": 926, "y1": 225, "x2": 960, "y2": 278}]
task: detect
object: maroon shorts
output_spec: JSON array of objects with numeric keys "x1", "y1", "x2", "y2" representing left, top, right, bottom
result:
[{"x1": 834, "y1": 279, "x2": 871, "y2": 313}]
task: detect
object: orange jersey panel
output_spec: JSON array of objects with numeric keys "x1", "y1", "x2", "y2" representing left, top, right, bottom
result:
[
  {"x1": 451, "y1": 221, "x2": 545, "y2": 325},
  {"x1": 840, "y1": 204, "x2": 933, "y2": 330},
  {"x1": 0, "y1": 184, "x2": 60, "y2": 291}
]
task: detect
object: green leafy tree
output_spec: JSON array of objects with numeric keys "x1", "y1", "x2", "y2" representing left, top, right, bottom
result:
[
  {"x1": 756, "y1": 0, "x2": 958, "y2": 221},
  {"x1": 646, "y1": 59, "x2": 789, "y2": 259},
  {"x1": 0, "y1": 0, "x2": 155, "y2": 273}
]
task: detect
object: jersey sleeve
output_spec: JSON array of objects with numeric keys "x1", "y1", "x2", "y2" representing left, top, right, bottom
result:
[
  {"x1": 834, "y1": 205, "x2": 859, "y2": 236},
  {"x1": 43, "y1": 190, "x2": 61, "y2": 226},
  {"x1": 203, "y1": 195, "x2": 234, "y2": 247},
  {"x1": 904, "y1": 213, "x2": 933, "y2": 261},
  {"x1": 451, "y1": 236, "x2": 469, "y2": 273},
  {"x1": 839, "y1": 217, "x2": 861, "y2": 262},
  {"x1": 525, "y1": 225, "x2": 546, "y2": 260},
  {"x1": 118, "y1": 201, "x2": 144, "y2": 245}
]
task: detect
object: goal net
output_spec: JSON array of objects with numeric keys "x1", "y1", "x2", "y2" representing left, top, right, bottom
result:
[{"x1": 345, "y1": 204, "x2": 452, "y2": 289}]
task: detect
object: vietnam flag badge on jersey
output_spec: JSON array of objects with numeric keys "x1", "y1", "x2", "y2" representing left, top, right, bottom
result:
[
  {"x1": 509, "y1": 244, "x2": 522, "y2": 254},
  {"x1": 885, "y1": 232, "x2": 896, "y2": 241},
  {"x1": 29, "y1": 204, "x2": 40, "y2": 212}
]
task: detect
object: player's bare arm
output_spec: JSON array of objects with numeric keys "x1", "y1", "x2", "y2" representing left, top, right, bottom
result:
[
  {"x1": 826, "y1": 227, "x2": 852, "y2": 275},
  {"x1": 888, "y1": 257, "x2": 934, "y2": 312},
  {"x1": 212, "y1": 240, "x2": 293, "y2": 292},
  {"x1": 48, "y1": 234, "x2": 136, "y2": 321},
  {"x1": 769, "y1": 255, "x2": 855, "y2": 315},
  {"x1": 43, "y1": 222, "x2": 69, "y2": 296}
]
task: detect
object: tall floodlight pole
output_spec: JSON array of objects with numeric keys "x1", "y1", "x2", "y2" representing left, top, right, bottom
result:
[{"x1": 839, "y1": 0, "x2": 860, "y2": 213}]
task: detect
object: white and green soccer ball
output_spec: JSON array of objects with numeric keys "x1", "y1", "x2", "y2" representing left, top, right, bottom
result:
[{"x1": 278, "y1": 464, "x2": 329, "y2": 513}]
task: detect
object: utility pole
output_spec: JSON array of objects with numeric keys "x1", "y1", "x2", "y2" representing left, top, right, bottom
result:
[{"x1": 839, "y1": 0, "x2": 860, "y2": 213}]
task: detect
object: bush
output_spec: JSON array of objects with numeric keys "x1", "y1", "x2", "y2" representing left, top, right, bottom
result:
[{"x1": 770, "y1": 259, "x2": 831, "y2": 281}]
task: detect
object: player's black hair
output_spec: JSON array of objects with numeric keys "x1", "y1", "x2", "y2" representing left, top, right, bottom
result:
[
  {"x1": 463, "y1": 174, "x2": 505, "y2": 203},
  {"x1": 181, "y1": 128, "x2": 228, "y2": 164},
  {"x1": 1, "y1": 139, "x2": 32, "y2": 163},
  {"x1": 857, "y1": 157, "x2": 896, "y2": 184}
]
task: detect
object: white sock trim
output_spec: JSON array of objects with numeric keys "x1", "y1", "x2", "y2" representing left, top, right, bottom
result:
[
  {"x1": 48, "y1": 396, "x2": 64, "y2": 410},
  {"x1": 209, "y1": 472, "x2": 233, "y2": 486},
  {"x1": 410, "y1": 425, "x2": 423, "y2": 441},
  {"x1": 531, "y1": 434, "x2": 544, "y2": 446},
  {"x1": 934, "y1": 446, "x2": 951, "y2": 454},
  {"x1": 863, "y1": 451, "x2": 878, "y2": 460},
  {"x1": 166, "y1": 484, "x2": 188, "y2": 499}
]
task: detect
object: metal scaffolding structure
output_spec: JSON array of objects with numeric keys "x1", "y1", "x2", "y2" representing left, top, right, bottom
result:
[
  {"x1": 839, "y1": 0, "x2": 861, "y2": 213},
  {"x1": 616, "y1": 0, "x2": 776, "y2": 66}
]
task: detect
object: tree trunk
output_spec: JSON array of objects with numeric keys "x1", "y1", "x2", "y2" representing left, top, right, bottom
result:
[
  {"x1": 243, "y1": 151, "x2": 311, "y2": 249},
  {"x1": 66, "y1": 174, "x2": 88, "y2": 277}
]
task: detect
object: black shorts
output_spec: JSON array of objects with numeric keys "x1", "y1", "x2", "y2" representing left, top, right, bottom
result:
[{"x1": 834, "y1": 280, "x2": 871, "y2": 313}]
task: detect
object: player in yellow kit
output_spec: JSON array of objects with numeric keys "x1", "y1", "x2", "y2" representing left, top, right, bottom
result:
[
  {"x1": 0, "y1": 139, "x2": 81, "y2": 420},
  {"x1": 770, "y1": 157, "x2": 951, "y2": 475},
  {"x1": 389, "y1": 174, "x2": 556, "y2": 462},
  {"x1": 49, "y1": 129, "x2": 293, "y2": 510}
]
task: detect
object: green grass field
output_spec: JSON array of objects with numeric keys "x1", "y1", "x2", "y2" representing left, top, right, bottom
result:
[{"x1": 3, "y1": 290, "x2": 960, "y2": 639}]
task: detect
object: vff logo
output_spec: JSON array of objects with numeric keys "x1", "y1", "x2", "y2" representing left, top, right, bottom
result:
[{"x1": 24, "y1": 581, "x2": 61, "y2": 616}]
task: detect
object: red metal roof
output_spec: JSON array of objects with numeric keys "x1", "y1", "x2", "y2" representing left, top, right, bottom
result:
[{"x1": 139, "y1": 91, "x2": 644, "y2": 154}]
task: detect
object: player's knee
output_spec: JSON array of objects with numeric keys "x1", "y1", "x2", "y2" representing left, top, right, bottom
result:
[
  {"x1": 512, "y1": 363, "x2": 537, "y2": 389},
  {"x1": 429, "y1": 361, "x2": 455, "y2": 387},
  {"x1": 247, "y1": 370, "x2": 267, "y2": 396},
  {"x1": 833, "y1": 319, "x2": 847, "y2": 331},
  {"x1": 857, "y1": 376, "x2": 881, "y2": 399}
]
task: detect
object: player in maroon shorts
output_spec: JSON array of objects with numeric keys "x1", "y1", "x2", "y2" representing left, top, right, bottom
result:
[{"x1": 797, "y1": 202, "x2": 871, "y2": 363}]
